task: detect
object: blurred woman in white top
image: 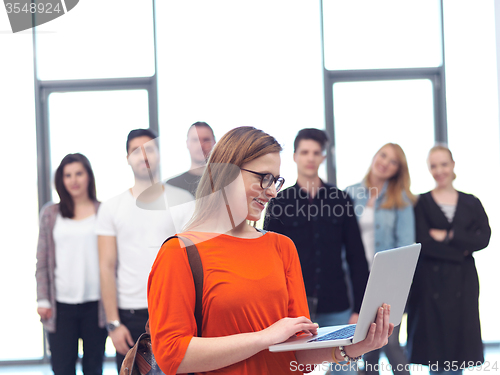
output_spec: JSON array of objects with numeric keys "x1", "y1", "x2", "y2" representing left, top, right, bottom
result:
[{"x1": 36, "y1": 153, "x2": 107, "y2": 375}]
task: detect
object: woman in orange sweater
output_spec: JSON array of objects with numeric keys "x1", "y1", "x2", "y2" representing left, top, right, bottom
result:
[{"x1": 147, "y1": 127, "x2": 393, "y2": 374}]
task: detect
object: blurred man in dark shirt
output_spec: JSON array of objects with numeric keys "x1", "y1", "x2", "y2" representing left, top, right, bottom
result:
[
  {"x1": 264, "y1": 128, "x2": 368, "y2": 374},
  {"x1": 166, "y1": 122, "x2": 216, "y2": 196}
]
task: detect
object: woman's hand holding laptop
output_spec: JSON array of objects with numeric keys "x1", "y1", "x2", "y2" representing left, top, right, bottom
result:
[
  {"x1": 264, "y1": 303, "x2": 394, "y2": 367},
  {"x1": 270, "y1": 243, "x2": 419, "y2": 371},
  {"x1": 331, "y1": 303, "x2": 394, "y2": 362},
  {"x1": 263, "y1": 303, "x2": 393, "y2": 358}
]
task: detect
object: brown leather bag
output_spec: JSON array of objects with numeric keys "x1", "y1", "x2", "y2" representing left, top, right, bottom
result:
[{"x1": 119, "y1": 236, "x2": 204, "y2": 375}]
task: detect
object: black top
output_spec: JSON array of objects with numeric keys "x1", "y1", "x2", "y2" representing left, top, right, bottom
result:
[
  {"x1": 407, "y1": 191, "x2": 490, "y2": 366},
  {"x1": 166, "y1": 169, "x2": 204, "y2": 197},
  {"x1": 263, "y1": 182, "x2": 369, "y2": 314}
]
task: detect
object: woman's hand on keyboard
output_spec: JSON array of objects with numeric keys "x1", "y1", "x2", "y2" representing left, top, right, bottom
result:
[{"x1": 259, "y1": 316, "x2": 319, "y2": 346}]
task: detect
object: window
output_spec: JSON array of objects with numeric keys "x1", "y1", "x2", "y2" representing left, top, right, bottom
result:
[
  {"x1": 333, "y1": 79, "x2": 435, "y2": 193},
  {"x1": 48, "y1": 90, "x2": 150, "y2": 202},
  {"x1": 0, "y1": 32, "x2": 42, "y2": 361},
  {"x1": 35, "y1": 0, "x2": 155, "y2": 80},
  {"x1": 322, "y1": 0, "x2": 442, "y2": 70},
  {"x1": 443, "y1": 0, "x2": 500, "y2": 342},
  {"x1": 155, "y1": 0, "x2": 326, "y2": 188}
]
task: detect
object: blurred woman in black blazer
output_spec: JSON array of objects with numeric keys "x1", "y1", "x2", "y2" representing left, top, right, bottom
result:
[{"x1": 407, "y1": 145, "x2": 491, "y2": 375}]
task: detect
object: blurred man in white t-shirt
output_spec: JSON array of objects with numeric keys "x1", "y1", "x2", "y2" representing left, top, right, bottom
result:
[{"x1": 96, "y1": 129, "x2": 193, "y2": 371}]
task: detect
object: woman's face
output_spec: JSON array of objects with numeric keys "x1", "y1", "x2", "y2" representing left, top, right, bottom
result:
[
  {"x1": 428, "y1": 150, "x2": 455, "y2": 188},
  {"x1": 240, "y1": 152, "x2": 281, "y2": 222},
  {"x1": 62, "y1": 162, "x2": 90, "y2": 200},
  {"x1": 370, "y1": 145, "x2": 400, "y2": 182}
]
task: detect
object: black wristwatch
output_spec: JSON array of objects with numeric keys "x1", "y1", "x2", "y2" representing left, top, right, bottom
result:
[{"x1": 106, "y1": 320, "x2": 121, "y2": 332}]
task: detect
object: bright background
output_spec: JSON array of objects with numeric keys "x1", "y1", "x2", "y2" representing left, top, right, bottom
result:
[{"x1": 0, "y1": 0, "x2": 499, "y2": 371}]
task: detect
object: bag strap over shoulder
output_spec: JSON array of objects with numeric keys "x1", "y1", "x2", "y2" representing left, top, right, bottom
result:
[
  {"x1": 170, "y1": 235, "x2": 204, "y2": 336},
  {"x1": 124, "y1": 236, "x2": 203, "y2": 375},
  {"x1": 146, "y1": 235, "x2": 204, "y2": 336}
]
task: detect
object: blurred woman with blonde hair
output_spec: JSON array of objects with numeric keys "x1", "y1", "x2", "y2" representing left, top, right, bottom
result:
[{"x1": 346, "y1": 143, "x2": 416, "y2": 375}]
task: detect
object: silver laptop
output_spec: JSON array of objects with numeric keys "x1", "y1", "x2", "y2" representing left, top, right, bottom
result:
[{"x1": 269, "y1": 243, "x2": 421, "y2": 352}]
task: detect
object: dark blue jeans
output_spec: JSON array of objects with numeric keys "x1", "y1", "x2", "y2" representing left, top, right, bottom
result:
[
  {"x1": 115, "y1": 308, "x2": 149, "y2": 372},
  {"x1": 48, "y1": 301, "x2": 107, "y2": 375}
]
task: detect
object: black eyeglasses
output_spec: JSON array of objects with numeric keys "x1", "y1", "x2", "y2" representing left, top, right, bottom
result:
[{"x1": 241, "y1": 168, "x2": 285, "y2": 192}]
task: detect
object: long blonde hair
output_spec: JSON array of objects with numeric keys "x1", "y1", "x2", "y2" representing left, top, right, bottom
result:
[
  {"x1": 184, "y1": 127, "x2": 282, "y2": 230},
  {"x1": 364, "y1": 143, "x2": 416, "y2": 209}
]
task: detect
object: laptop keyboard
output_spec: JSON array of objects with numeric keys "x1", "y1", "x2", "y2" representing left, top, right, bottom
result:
[{"x1": 308, "y1": 324, "x2": 356, "y2": 342}]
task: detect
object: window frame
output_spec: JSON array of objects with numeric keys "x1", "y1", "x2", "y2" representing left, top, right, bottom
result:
[
  {"x1": 19, "y1": 0, "x2": 159, "y2": 366},
  {"x1": 320, "y1": 0, "x2": 448, "y2": 185}
]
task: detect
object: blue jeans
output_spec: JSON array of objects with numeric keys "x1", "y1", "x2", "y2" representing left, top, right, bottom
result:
[{"x1": 315, "y1": 309, "x2": 357, "y2": 375}]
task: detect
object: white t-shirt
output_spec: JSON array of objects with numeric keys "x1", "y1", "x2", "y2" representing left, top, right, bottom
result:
[
  {"x1": 359, "y1": 205, "x2": 375, "y2": 270},
  {"x1": 96, "y1": 185, "x2": 194, "y2": 309},
  {"x1": 53, "y1": 213, "x2": 101, "y2": 304}
]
